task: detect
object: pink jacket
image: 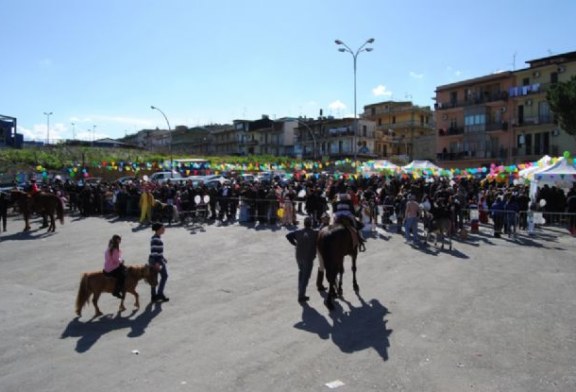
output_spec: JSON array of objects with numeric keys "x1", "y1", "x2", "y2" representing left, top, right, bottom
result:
[{"x1": 104, "y1": 249, "x2": 123, "y2": 272}]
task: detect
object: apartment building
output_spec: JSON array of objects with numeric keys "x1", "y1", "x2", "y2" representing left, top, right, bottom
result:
[
  {"x1": 362, "y1": 101, "x2": 435, "y2": 162},
  {"x1": 510, "y1": 51, "x2": 576, "y2": 162},
  {"x1": 435, "y1": 50, "x2": 576, "y2": 168},
  {"x1": 294, "y1": 116, "x2": 376, "y2": 160}
]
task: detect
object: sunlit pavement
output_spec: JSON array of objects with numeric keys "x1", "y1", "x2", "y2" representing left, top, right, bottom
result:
[{"x1": 1, "y1": 214, "x2": 575, "y2": 392}]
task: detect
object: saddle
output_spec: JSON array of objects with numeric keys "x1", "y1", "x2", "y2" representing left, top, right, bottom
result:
[{"x1": 336, "y1": 216, "x2": 366, "y2": 252}]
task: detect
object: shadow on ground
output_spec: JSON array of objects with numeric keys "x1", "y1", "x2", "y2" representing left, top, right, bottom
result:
[
  {"x1": 60, "y1": 302, "x2": 163, "y2": 353},
  {"x1": 294, "y1": 294, "x2": 392, "y2": 361}
]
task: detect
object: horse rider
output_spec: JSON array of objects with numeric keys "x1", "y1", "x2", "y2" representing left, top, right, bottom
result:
[
  {"x1": 333, "y1": 193, "x2": 366, "y2": 252},
  {"x1": 103, "y1": 234, "x2": 126, "y2": 299}
]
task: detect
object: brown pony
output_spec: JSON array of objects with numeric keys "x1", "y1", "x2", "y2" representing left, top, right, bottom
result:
[
  {"x1": 10, "y1": 190, "x2": 64, "y2": 232},
  {"x1": 317, "y1": 223, "x2": 360, "y2": 311},
  {"x1": 75, "y1": 264, "x2": 158, "y2": 317}
]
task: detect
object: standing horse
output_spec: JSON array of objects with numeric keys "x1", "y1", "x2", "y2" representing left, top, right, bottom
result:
[
  {"x1": 152, "y1": 200, "x2": 178, "y2": 225},
  {"x1": 317, "y1": 223, "x2": 360, "y2": 311},
  {"x1": 75, "y1": 264, "x2": 158, "y2": 317},
  {"x1": 10, "y1": 190, "x2": 65, "y2": 232},
  {"x1": 423, "y1": 209, "x2": 452, "y2": 251}
]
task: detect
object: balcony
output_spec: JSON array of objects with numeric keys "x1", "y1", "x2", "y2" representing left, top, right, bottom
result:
[
  {"x1": 435, "y1": 91, "x2": 509, "y2": 110},
  {"x1": 485, "y1": 122, "x2": 509, "y2": 132},
  {"x1": 438, "y1": 126, "x2": 464, "y2": 137},
  {"x1": 517, "y1": 115, "x2": 553, "y2": 127}
]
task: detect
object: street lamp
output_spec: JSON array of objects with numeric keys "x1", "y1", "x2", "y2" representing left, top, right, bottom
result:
[
  {"x1": 296, "y1": 120, "x2": 317, "y2": 159},
  {"x1": 43, "y1": 111, "x2": 53, "y2": 145},
  {"x1": 150, "y1": 105, "x2": 173, "y2": 177},
  {"x1": 335, "y1": 38, "x2": 375, "y2": 160},
  {"x1": 71, "y1": 122, "x2": 76, "y2": 140}
]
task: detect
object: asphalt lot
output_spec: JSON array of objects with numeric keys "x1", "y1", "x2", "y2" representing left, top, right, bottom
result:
[{"x1": 1, "y1": 213, "x2": 575, "y2": 392}]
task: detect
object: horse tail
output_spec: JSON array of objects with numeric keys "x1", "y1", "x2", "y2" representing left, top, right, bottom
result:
[
  {"x1": 75, "y1": 273, "x2": 90, "y2": 316},
  {"x1": 56, "y1": 197, "x2": 65, "y2": 225}
]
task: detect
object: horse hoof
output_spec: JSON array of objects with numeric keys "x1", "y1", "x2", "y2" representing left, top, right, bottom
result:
[
  {"x1": 95, "y1": 311, "x2": 103, "y2": 317},
  {"x1": 324, "y1": 299, "x2": 334, "y2": 311}
]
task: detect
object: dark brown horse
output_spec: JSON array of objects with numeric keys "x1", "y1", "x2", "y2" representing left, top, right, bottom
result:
[
  {"x1": 317, "y1": 223, "x2": 360, "y2": 311},
  {"x1": 422, "y1": 209, "x2": 452, "y2": 251},
  {"x1": 75, "y1": 264, "x2": 158, "y2": 317},
  {"x1": 10, "y1": 190, "x2": 65, "y2": 232}
]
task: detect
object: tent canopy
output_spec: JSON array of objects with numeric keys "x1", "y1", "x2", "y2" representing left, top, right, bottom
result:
[
  {"x1": 372, "y1": 160, "x2": 399, "y2": 170},
  {"x1": 529, "y1": 157, "x2": 576, "y2": 199},
  {"x1": 518, "y1": 155, "x2": 553, "y2": 180},
  {"x1": 402, "y1": 160, "x2": 442, "y2": 170}
]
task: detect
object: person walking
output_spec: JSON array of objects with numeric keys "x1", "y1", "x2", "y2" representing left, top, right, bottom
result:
[
  {"x1": 103, "y1": 234, "x2": 126, "y2": 299},
  {"x1": 404, "y1": 194, "x2": 421, "y2": 245},
  {"x1": 0, "y1": 192, "x2": 8, "y2": 233},
  {"x1": 286, "y1": 216, "x2": 318, "y2": 303},
  {"x1": 149, "y1": 222, "x2": 169, "y2": 302}
]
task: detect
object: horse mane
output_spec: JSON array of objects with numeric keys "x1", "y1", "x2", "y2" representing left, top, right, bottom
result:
[{"x1": 126, "y1": 264, "x2": 149, "y2": 280}]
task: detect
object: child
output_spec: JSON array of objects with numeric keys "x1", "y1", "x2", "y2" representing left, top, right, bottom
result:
[{"x1": 149, "y1": 222, "x2": 169, "y2": 302}]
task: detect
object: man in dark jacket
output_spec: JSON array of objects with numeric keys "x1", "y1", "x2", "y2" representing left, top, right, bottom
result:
[{"x1": 286, "y1": 217, "x2": 318, "y2": 303}]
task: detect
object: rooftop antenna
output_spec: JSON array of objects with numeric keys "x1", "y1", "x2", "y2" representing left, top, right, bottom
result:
[{"x1": 511, "y1": 52, "x2": 517, "y2": 71}]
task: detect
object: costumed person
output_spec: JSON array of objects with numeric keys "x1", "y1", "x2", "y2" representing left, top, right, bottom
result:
[
  {"x1": 149, "y1": 222, "x2": 169, "y2": 302},
  {"x1": 333, "y1": 193, "x2": 366, "y2": 251},
  {"x1": 103, "y1": 234, "x2": 126, "y2": 299},
  {"x1": 286, "y1": 216, "x2": 318, "y2": 303},
  {"x1": 139, "y1": 186, "x2": 155, "y2": 224}
]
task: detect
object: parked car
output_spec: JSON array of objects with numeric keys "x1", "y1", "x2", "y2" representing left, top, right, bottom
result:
[
  {"x1": 115, "y1": 176, "x2": 137, "y2": 185},
  {"x1": 148, "y1": 171, "x2": 183, "y2": 184}
]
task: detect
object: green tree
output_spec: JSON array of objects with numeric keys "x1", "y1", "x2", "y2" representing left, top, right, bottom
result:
[{"x1": 546, "y1": 75, "x2": 576, "y2": 139}]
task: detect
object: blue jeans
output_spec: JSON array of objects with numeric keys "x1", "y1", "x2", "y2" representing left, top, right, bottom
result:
[
  {"x1": 150, "y1": 261, "x2": 168, "y2": 298},
  {"x1": 404, "y1": 217, "x2": 419, "y2": 243}
]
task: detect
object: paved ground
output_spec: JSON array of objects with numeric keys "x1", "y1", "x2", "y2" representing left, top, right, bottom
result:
[{"x1": 1, "y1": 213, "x2": 575, "y2": 392}]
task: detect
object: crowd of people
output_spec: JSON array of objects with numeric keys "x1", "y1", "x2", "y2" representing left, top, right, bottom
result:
[
  {"x1": 3, "y1": 171, "x2": 576, "y2": 240},
  {"x1": 3, "y1": 171, "x2": 576, "y2": 306}
]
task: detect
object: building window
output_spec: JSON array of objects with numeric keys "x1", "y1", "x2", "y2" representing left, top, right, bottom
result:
[
  {"x1": 550, "y1": 72, "x2": 558, "y2": 84},
  {"x1": 392, "y1": 116, "x2": 396, "y2": 124}
]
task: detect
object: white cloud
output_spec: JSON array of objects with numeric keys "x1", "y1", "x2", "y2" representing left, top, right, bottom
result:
[
  {"x1": 328, "y1": 100, "x2": 347, "y2": 111},
  {"x1": 372, "y1": 85, "x2": 393, "y2": 97},
  {"x1": 18, "y1": 123, "x2": 69, "y2": 143},
  {"x1": 409, "y1": 71, "x2": 424, "y2": 79}
]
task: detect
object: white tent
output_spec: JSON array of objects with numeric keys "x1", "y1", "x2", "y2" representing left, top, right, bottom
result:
[
  {"x1": 518, "y1": 155, "x2": 553, "y2": 181},
  {"x1": 372, "y1": 160, "x2": 399, "y2": 170},
  {"x1": 529, "y1": 157, "x2": 576, "y2": 199},
  {"x1": 402, "y1": 160, "x2": 442, "y2": 170}
]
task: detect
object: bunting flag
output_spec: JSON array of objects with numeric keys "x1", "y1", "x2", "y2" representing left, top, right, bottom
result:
[{"x1": 29, "y1": 154, "x2": 575, "y2": 183}]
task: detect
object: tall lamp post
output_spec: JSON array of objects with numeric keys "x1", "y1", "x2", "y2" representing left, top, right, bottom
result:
[
  {"x1": 150, "y1": 105, "x2": 173, "y2": 177},
  {"x1": 335, "y1": 38, "x2": 374, "y2": 160},
  {"x1": 297, "y1": 120, "x2": 317, "y2": 159},
  {"x1": 43, "y1": 111, "x2": 53, "y2": 145}
]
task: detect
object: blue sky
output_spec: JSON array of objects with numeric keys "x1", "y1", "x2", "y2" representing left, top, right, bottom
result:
[{"x1": 2, "y1": 0, "x2": 576, "y2": 142}]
